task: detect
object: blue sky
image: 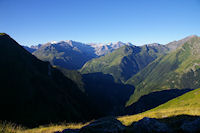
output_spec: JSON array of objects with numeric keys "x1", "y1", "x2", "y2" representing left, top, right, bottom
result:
[{"x1": 1, "y1": 0, "x2": 200, "y2": 46}]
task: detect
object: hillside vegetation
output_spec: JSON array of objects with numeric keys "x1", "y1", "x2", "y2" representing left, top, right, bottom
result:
[
  {"x1": 81, "y1": 44, "x2": 168, "y2": 83},
  {"x1": 127, "y1": 36, "x2": 200, "y2": 105},
  {"x1": 119, "y1": 88, "x2": 200, "y2": 125}
]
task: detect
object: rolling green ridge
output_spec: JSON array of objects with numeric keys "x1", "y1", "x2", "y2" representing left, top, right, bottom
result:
[
  {"x1": 126, "y1": 35, "x2": 200, "y2": 106},
  {"x1": 81, "y1": 44, "x2": 168, "y2": 83}
]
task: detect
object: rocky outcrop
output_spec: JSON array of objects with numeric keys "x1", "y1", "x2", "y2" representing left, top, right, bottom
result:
[
  {"x1": 57, "y1": 116, "x2": 200, "y2": 133},
  {"x1": 80, "y1": 117, "x2": 125, "y2": 133},
  {"x1": 56, "y1": 117, "x2": 125, "y2": 133},
  {"x1": 129, "y1": 117, "x2": 171, "y2": 133}
]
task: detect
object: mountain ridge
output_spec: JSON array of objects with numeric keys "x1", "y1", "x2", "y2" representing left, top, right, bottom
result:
[
  {"x1": 25, "y1": 40, "x2": 129, "y2": 70},
  {"x1": 126, "y1": 35, "x2": 200, "y2": 106},
  {"x1": 80, "y1": 43, "x2": 169, "y2": 83}
]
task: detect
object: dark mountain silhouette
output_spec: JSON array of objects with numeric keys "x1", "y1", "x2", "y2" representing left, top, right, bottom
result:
[{"x1": 0, "y1": 33, "x2": 95, "y2": 127}]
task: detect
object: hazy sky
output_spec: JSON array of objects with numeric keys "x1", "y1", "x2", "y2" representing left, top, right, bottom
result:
[{"x1": 1, "y1": 0, "x2": 200, "y2": 46}]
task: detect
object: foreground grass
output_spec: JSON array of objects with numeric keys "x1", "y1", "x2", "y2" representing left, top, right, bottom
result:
[
  {"x1": 0, "y1": 122, "x2": 90, "y2": 133},
  {"x1": 118, "y1": 108, "x2": 200, "y2": 126},
  {"x1": 118, "y1": 88, "x2": 200, "y2": 125}
]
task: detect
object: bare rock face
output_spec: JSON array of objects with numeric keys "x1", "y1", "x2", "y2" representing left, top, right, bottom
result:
[
  {"x1": 79, "y1": 117, "x2": 126, "y2": 133},
  {"x1": 130, "y1": 117, "x2": 171, "y2": 133},
  {"x1": 181, "y1": 118, "x2": 200, "y2": 133}
]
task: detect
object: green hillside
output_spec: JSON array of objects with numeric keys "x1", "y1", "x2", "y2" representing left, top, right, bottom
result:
[
  {"x1": 126, "y1": 35, "x2": 200, "y2": 106},
  {"x1": 81, "y1": 44, "x2": 168, "y2": 83},
  {"x1": 119, "y1": 88, "x2": 200, "y2": 125},
  {"x1": 151, "y1": 88, "x2": 200, "y2": 111}
]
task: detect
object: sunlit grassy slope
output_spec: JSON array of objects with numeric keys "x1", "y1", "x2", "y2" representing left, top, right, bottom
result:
[
  {"x1": 81, "y1": 44, "x2": 168, "y2": 83},
  {"x1": 0, "y1": 122, "x2": 89, "y2": 133},
  {"x1": 127, "y1": 36, "x2": 200, "y2": 106},
  {"x1": 118, "y1": 88, "x2": 200, "y2": 125}
]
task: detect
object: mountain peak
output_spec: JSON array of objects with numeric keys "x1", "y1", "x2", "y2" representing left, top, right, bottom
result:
[
  {"x1": 0, "y1": 33, "x2": 8, "y2": 36},
  {"x1": 147, "y1": 43, "x2": 162, "y2": 47},
  {"x1": 181, "y1": 35, "x2": 199, "y2": 42},
  {"x1": 0, "y1": 33, "x2": 10, "y2": 38},
  {"x1": 116, "y1": 41, "x2": 124, "y2": 44},
  {"x1": 64, "y1": 40, "x2": 73, "y2": 44},
  {"x1": 188, "y1": 35, "x2": 198, "y2": 38},
  {"x1": 50, "y1": 41, "x2": 57, "y2": 44},
  {"x1": 166, "y1": 35, "x2": 199, "y2": 51}
]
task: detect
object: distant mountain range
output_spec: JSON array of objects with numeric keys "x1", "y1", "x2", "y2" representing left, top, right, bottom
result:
[{"x1": 24, "y1": 41, "x2": 129, "y2": 70}]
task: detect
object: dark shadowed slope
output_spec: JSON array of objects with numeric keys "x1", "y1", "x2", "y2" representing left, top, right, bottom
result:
[
  {"x1": 56, "y1": 68, "x2": 134, "y2": 117},
  {"x1": 82, "y1": 72, "x2": 134, "y2": 116},
  {"x1": 56, "y1": 66, "x2": 85, "y2": 92},
  {"x1": 0, "y1": 33, "x2": 94, "y2": 127}
]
